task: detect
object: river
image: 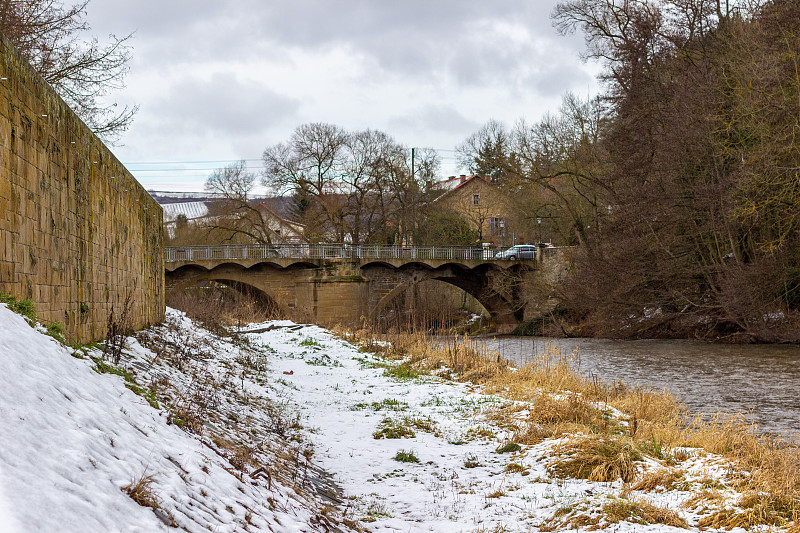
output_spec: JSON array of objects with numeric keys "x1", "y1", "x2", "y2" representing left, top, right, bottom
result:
[{"x1": 465, "y1": 336, "x2": 800, "y2": 438}]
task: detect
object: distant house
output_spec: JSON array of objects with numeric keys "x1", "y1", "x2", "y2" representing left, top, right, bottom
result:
[
  {"x1": 251, "y1": 202, "x2": 305, "y2": 243},
  {"x1": 434, "y1": 175, "x2": 527, "y2": 246},
  {"x1": 152, "y1": 192, "x2": 304, "y2": 244}
]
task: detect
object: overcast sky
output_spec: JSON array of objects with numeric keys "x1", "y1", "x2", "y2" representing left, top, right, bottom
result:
[{"x1": 87, "y1": 0, "x2": 599, "y2": 192}]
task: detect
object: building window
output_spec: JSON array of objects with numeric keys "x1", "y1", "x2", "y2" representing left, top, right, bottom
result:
[
  {"x1": 490, "y1": 217, "x2": 500, "y2": 236},
  {"x1": 490, "y1": 217, "x2": 506, "y2": 236},
  {"x1": 473, "y1": 194, "x2": 479, "y2": 205}
]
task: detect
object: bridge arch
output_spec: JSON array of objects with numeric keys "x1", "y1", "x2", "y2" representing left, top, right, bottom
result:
[
  {"x1": 166, "y1": 264, "x2": 290, "y2": 317},
  {"x1": 362, "y1": 262, "x2": 524, "y2": 332}
]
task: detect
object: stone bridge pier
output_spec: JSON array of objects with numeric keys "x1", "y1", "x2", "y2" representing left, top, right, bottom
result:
[{"x1": 165, "y1": 258, "x2": 541, "y2": 333}]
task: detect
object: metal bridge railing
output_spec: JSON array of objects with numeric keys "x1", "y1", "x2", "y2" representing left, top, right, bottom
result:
[{"x1": 164, "y1": 243, "x2": 531, "y2": 262}]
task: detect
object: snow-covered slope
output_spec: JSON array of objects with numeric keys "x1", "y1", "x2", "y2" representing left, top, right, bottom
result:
[{"x1": 0, "y1": 304, "x2": 320, "y2": 532}]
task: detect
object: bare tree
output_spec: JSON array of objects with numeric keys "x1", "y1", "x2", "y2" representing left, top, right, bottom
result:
[
  {"x1": 0, "y1": 0, "x2": 137, "y2": 141},
  {"x1": 263, "y1": 123, "x2": 440, "y2": 244},
  {"x1": 203, "y1": 161, "x2": 283, "y2": 244},
  {"x1": 262, "y1": 123, "x2": 348, "y2": 241}
]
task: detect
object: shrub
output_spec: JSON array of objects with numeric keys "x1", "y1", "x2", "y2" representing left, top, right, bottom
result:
[{"x1": 103, "y1": 291, "x2": 134, "y2": 364}]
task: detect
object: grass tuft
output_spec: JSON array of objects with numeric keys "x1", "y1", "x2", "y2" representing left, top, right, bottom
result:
[
  {"x1": 373, "y1": 418, "x2": 415, "y2": 439},
  {"x1": 549, "y1": 436, "x2": 641, "y2": 482},
  {"x1": 631, "y1": 469, "x2": 685, "y2": 492},
  {"x1": 123, "y1": 471, "x2": 160, "y2": 509},
  {"x1": 394, "y1": 450, "x2": 419, "y2": 463},
  {"x1": 505, "y1": 462, "x2": 525, "y2": 473},
  {"x1": 496, "y1": 442, "x2": 521, "y2": 454},
  {"x1": 603, "y1": 497, "x2": 687, "y2": 528},
  {"x1": 464, "y1": 454, "x2": 481, "y2": 468}
]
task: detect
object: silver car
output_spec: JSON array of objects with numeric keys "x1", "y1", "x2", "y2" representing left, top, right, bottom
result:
[{"x1": 495, "y1": 244, "x2": 536, "y2": 260}]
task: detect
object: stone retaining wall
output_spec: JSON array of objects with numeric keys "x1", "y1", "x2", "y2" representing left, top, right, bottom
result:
[{"x1": 0, "y1": 33, "x2": 163, "y2": 342}]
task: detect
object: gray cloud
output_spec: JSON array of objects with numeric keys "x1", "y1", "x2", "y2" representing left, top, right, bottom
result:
[
  {"x1": 84, "y1": 0, "x2": 599, "y2": 190},
  {"x1": 90, "y1": 0, "x2": 582, "y2": 94},
  {"x1": 389, "y1": 104, "x2": 480, "y2": 136},
  {"x1": 148, "y1": 73, "x2": 300, "y2": 136}
]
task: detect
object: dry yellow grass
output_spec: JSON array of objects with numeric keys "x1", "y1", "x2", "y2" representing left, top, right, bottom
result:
[
  {"x1": 680, "y1": 488, "x2": 725, "y2": 511},
  {"x1": 631, "y1": 469, "x2": 685, "y2": 492},
  {"x1": 337, "y1": 326, "x2": 800, "y2": 529},
  {"x1": 549, "y1": 436, "x2": 641, "y2": 483},
  {"x1": 123, "y1": 472, "x2": 160, "y2": 509},
  {"x1": 603, "y1": 497, "x2": 688, "y2": 528}
]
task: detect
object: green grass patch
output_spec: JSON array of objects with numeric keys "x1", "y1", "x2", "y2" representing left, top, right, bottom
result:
[
  {"x1": 638, "y1": 436, "x2": 667, "y2": 460},
  {"x1": 496, "y1": 442, "x2": 522, "y2": 454},
  {"x1": 351, "y1": 398, "x2": 409, "y2": 411},
  {"x1": 382, "y1": 363, "x2": 420, "y2": 381},
  {"x1": 299, "y1": 337, "x2": 321, "y2": 347},
  {"x1": 92, "y1": 358, "x2": 135, "y2": 381},
  {"x1": 394, "y1": 450, "x2": 419, "y2": 463},
  {"x1": 373, "y1": 418, "x2": 416, "y2": 439},
  {"x1": 125, "y1": 383, "x2": 160, "y2": 409},
  {"x1": 404, "y1": 415, "x2": 437, "y2": 434},
  {"x1": 45, "y1": 322, "x2": 66, "y2": 343},
  {"x1": 0, "y1": 292, "x2": 37, "y2": 322},
  {"x1": 353, "y1": 355, "x2": 388, "y2": 369},
  {"x1": 305, "y1": 355, "x2": 342, "y2": 367}
]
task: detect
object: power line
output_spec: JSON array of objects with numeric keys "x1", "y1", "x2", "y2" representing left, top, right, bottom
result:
[
  {"x1": 124, "y1": 148, "x2": 460, "y2": 167},
  {"x1": 124, "y1": 158, "x2": 263, "y2": 165},
  {"x1": 130, "y1": 166, "x2": 267, "y2": 172}
]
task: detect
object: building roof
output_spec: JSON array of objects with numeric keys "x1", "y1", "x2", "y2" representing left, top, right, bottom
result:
[
  {"x1": 434, "y1": 174, "x2": 493, "y2": 202},
  {"x1": 437, "y1": 174, "x2": 491, "y2": 192},
  {"x1": 161, "y1": 201, "x2": 209, "y2": 223}
]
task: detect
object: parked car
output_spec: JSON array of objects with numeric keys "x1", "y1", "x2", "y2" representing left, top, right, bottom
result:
[{"x1": 495, "y1": 244, "x2": 536, "y2": 260}]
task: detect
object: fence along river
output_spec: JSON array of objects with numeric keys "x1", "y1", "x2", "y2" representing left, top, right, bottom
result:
[{"x1": 466, "y1": 336, "x2": 800, "y2": 438}]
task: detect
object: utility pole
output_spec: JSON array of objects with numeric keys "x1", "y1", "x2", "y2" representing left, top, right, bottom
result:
[{"x1": 409, "y1": 147, "x2": 415, "y2": 246}]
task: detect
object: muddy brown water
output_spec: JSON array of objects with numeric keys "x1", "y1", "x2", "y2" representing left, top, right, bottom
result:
[{"x1": 462, "y1": 336, "x2": 800, "y2": 438}]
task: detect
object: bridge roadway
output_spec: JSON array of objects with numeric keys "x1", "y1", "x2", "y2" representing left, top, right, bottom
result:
[{"x1": 165, "y1": 244, "x2": 546, "y2": 332}]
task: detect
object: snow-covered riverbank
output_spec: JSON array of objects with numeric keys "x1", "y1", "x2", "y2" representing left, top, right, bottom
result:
[{"x1": 0, "y1": 304, "x2": 795, "y2": 532}]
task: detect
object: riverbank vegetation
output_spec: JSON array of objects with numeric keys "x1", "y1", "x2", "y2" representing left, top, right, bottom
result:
[{"x1": 338, "y1": 325, "x2": 800, "y2": 529}]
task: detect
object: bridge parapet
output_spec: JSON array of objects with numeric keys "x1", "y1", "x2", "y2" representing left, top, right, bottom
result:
[{"x1": 164, "y1": 244, "x2": 530, "y2": 263}]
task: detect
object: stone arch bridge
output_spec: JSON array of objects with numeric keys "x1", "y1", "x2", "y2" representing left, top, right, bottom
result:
[{"x1": 165, "y1": 244, "x2": 558, "y2": 332}]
